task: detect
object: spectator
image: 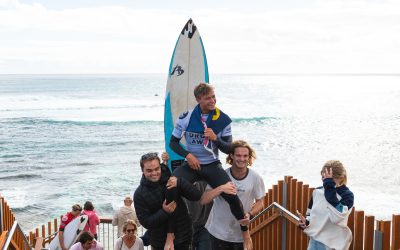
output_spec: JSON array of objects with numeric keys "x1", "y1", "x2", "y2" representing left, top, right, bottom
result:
[
  {"x1": 82, "y1": 201, "x2": 100, "y2": 240},
  {"x1": 114, "y1": 220, "x2": 144, "y2": 250},
  {"x1": 113, "y1": 196, "x2": 140, "y2": 237},
  {"x1": 59, "y1": 204, "x2": 82, "y2": 250},
  {"x1": 70, "y1": 231, "x2": 103, "y2": 250}
]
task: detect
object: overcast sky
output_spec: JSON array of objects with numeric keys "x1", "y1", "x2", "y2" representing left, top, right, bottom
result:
[{"x1": 0, "y1": 0, "x2": 399, "y2": 74}]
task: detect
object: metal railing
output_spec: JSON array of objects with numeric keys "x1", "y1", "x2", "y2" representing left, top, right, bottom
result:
[
  {"x1": 251, "y1": 201, "x2": 299, "y2": 224},
  {"x1": 250, "y1": 201, "x2": 300, "y2": 250},
  {"x1": 2, "y1": 221, "x2": 32, "y2": 250}
]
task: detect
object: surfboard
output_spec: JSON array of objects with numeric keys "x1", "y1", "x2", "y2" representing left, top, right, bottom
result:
[
  {"x1": 164, "y1": 18, "x2": 209, "y2": 171},
  {"x1": 47, "y1": 215, "x2": 88, "y2": 250}
]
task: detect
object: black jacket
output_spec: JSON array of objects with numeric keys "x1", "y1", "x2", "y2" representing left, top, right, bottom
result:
[{"x1": 133, "y1": 164, "x2": 202, "y2": 248}]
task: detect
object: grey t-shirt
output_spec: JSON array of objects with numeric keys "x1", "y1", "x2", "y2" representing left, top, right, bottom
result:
[{"x1": 205, "y1": 168, "x2": 265, "y2": 242}]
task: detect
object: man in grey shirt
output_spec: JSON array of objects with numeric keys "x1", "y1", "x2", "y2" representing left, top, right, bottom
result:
[{"x1": 200, "y1": 140, "x2": 266, "y2": 250}]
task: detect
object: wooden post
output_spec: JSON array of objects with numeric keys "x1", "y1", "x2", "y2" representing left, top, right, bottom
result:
[
  {"x1": 300, "y1": 184, "x2": 309, "y2": 250},
  {"x1": 353, "y1": 210, "x2": 364, "y2": 250},
  {"x1": 277, "y1": 180, "x2": 284, "y2": 250},
  {"x1": 348, "y1": 208, "x2": 355, "y2": 250},
  {"x1": 288, "y1": 178, "x2": 297, "y2": 250},
  {"x1": 54, "y1": 218, "x2": 58, "y2": 234},
  {"x1": 267, "y1": 189, "x2": 273, "y2": 250},
  {"x1": 392, "y1": 214, "x2": 400, "y2": 250},
  {"x1": 364, "y1": 215, "x2": 374, "y2": 250},
  {"x1": 29, "y1": 232, "x2": 34, "y2": 246},
  {"x1": 262, "y1": 194, "x2": 269, "y2": 250},
  {"x1": 272, "y1": 184, "x2": 278, "y2": 250},
  {"x1": 380, "y1": 221, "x2": 391, "y2": 250},
  {"x1": 295, "y1": 181, "x2": 303, "y2": 249}
]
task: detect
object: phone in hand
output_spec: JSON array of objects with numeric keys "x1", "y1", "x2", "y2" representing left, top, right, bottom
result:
[{"x1": 296, "y1": 210, "x2": 307, "y2": 229}]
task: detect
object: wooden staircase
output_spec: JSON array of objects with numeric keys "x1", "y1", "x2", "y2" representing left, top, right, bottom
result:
[{"x1": 2, "y1": 176, "x2": 400, "y2": 250}]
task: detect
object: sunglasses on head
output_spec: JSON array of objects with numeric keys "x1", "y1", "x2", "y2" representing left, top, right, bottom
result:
[{"x1": 141, "y1": 152, "x2": 158, "y2": 161}]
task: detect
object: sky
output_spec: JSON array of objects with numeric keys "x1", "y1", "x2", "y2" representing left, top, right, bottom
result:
[{"x1": 0, "y1": 0, "x2": 399, "y2": 74}]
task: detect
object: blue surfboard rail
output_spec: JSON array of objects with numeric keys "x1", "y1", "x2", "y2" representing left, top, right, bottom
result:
[{"x1": 164, "y1": 19, "x2": 209, "y2": 172}]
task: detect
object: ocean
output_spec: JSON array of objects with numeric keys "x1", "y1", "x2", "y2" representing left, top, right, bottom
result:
[{"x1": 1, "y1": 74, "x2": 399, "y2": 232}]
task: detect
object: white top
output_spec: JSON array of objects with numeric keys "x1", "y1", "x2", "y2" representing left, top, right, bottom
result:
[
  {"x1": 304, "y1": 188, "x2": 353, "y2": 250},
  {"x1": 205, "y1": 168, "x2": 265, "y2": 242},
  {"x1": 69, "y1": 241, "x2": 103, "y2": 250},
  {"x1": 114, "y1": 237, "x2": 144, "y2": 250}
]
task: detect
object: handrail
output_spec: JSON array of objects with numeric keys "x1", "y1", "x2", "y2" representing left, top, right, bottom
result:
[
  {"x1": 0, "y1": 200, "x2": 3, "y2": 234},
  {"x1": 251, "y1": 202, "x2": 300, "y2": 225},
  {"x1": 2, "y1": 221, "x2": 33, "y2": 250},
  {"x1": 0, "y1": 231, "x2": 8, "y2": 249}
]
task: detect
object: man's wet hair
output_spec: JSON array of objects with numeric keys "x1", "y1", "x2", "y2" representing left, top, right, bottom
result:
[{"x1": 194, "y1": 83, "x2": 214, "y2": 99}]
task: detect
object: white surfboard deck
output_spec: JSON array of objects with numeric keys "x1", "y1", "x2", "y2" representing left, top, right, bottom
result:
[
  {"x1": 47, "y1": 215, "x2": 88, "y2": 250},
  {"x1": 164, "y1": 18, "x2": 209, "y2": 171}
]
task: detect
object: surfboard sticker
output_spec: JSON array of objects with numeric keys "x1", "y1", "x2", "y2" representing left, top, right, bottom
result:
[{"x1": 164, "y1": 19, "x2": 209, "y2": 171}]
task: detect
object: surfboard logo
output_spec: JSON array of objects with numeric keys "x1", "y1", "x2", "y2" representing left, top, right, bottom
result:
[
  {"x1": 170, "y1": 65, "x2": 184, "y2": 76},
  {"x1": 181, "y1": 18, "x2": 197, "y2": 39},
  {"x1": 179, "y1": 111, "x2": 189, "y2": 119}
]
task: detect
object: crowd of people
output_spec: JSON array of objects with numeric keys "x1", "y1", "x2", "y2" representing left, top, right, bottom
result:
[{"x1": 56, "y1": 83, "x2": 354, "y2": 250}]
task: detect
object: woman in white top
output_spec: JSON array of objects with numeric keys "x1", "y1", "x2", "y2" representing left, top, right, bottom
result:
[
  {"x1": 114, "y1": 219, "x2": 144, "y2": 250},
  {"x1": 298, "y1": 160, "x2": 354, "y2": 250}
]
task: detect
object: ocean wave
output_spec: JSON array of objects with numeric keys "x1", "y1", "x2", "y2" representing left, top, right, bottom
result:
[
  {"x1": 1, "y1": 116, "x2": 275, "y2": 126},
  {"x1": 71, "y1": 162, "x2": 96, "y2": 167},
  {"x1": 232, "y1": 116, "x2": 277, "y2": 123},
  {"x1": 0, "y1": 104, "x2": 163, "y2": 112},
  {"x1": 1, "y1": 118, "x2": 163, "y2": 126},
  {"x1": 0, "y1": 173, "x2": 41, "y2": 180},
  {"x1": 1, "y1": 154, "x2": 24, "y2": 158},
  {"x1": 12, "y1": 204, "x2": 47, "y2": 213},
  {"x1": 2, "y1": 159, "x2": 25, "y2": 163}
]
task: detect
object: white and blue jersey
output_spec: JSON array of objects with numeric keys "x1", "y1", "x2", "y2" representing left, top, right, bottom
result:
[{"x1": 172, "y1": 105, "x2": 232, "y2": 165}]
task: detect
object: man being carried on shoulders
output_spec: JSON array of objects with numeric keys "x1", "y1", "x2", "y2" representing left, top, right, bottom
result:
[
  {"x1": 169, "y1": 83, "x2": 250, "y2": 234},
  {"x1": 201, "y1": 140, "x2": 265, "y2": 250}
]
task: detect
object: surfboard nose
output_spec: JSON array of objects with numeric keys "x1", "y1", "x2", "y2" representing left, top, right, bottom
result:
[{"x1": 181, "y1": 18, "x2": 197, "y2": 39}]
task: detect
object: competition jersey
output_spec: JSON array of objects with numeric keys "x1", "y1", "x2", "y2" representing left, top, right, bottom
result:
[
  {"x1": 172, "y1": 109, "x2": 232, "y2": 165},
  {"x1": 59, "y1": 212, "x2": 75, "y2": 231}
]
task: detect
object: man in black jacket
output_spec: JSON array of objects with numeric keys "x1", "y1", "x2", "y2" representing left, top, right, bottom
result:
[{"x1": 134, "y1": 152, "x2": 202, "y2": 250}]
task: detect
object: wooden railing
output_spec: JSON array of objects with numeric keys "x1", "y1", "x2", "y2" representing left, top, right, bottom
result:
[
  {"x1": 22, "y1": 217, "x2": 115, "y2": 249},
  {"x1": 0, "y1": 195, "x2": 33, "y2": 250},
  {"x1": 3, "y1": 176, "x2": 400, "y2": 250},
  {"x1": 249, "y1": 176, "x2": 400, "y2": 250},
  {"x1": 25, "y1": 217, "x2": 146, "y2": 250}
]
